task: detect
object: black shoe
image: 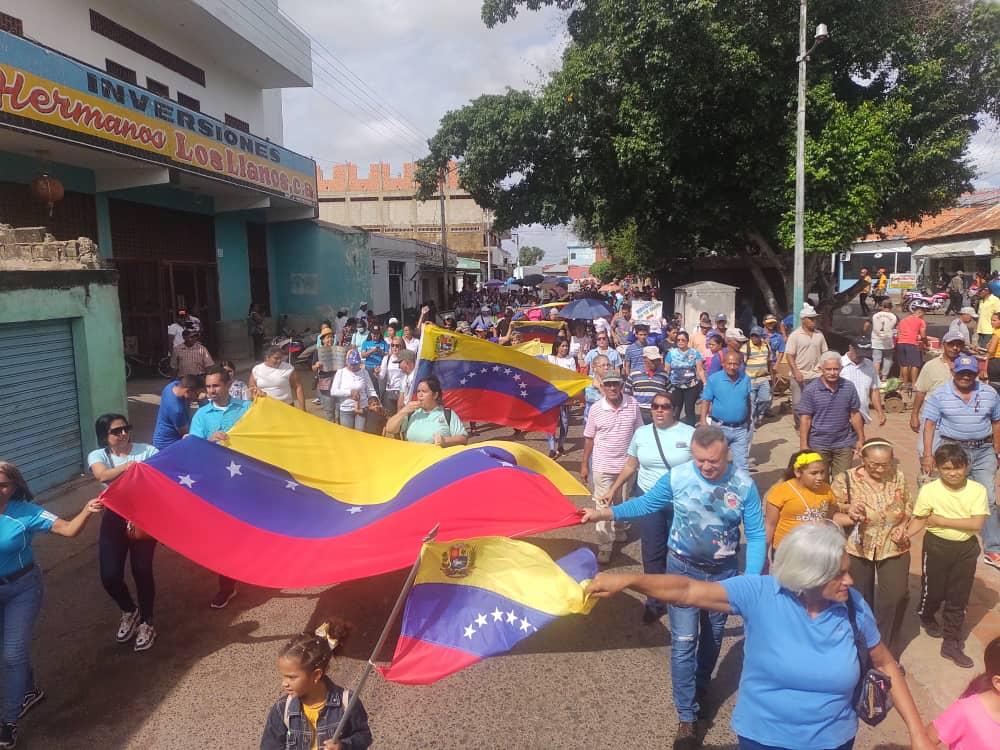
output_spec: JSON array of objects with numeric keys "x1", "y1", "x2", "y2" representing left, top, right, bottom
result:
[
  {"x1": 695, "y1": 686, "x2": 710, "y2": 718},
  {"x1": 672, "y1": 721, "x2": 700, "y2": 750},
  {"x1": 941, "y1": 640, "x2": 974, "y2": 668},
  {"x1": 0, "y1": 722, "x2": 17, "y2": 749},
  {"x1": 642, "y1": 607, "x2": 662, "y2": 624},
  {"x1": 210, "y1": 587, "x2": 237, "y2": 609},
  {"x1": 17, "y1": 687, "x2": 44, "y2": 719},
  {"x1": 921, "y1": 617, "x2": 943, "y2": 638}
]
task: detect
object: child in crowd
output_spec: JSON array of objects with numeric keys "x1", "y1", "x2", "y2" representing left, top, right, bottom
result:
[
  {"x1": 906, "y1": 444, "x2": 990, "y2": 669},
  {"x1": 260, "y1": 620, "x2": 372, "y2": 750},
  {"x1": 765, "y1": 451, "x2": 834, "y2": 551},
  {"x1": 927, "y1": 635, "x2": 1000, "y2": 748}
]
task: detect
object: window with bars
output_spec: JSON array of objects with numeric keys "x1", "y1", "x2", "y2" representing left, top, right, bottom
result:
[
  {"x1": 146, "y1": 77, "x2": 169, "y2": 97},
  {"x1": 90, "y1": 9, "x2": 206, "y2": 86},
  {"x1": 0, "y1": 11, "x2": 23, "y2": 36},
  {"x1": 225, "y1": 113, "x2": 250, "y2": 133},
  {"x1": 105, "y1": 59, "x2": 137, "y2": 85},
  {"x1": 177, "y1": 92, "x2": 200, "y2": 112}
]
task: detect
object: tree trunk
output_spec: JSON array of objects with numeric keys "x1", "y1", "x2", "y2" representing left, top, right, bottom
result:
[{"x1": 746, "y1": 229, "x2": 788, "y2": 315}]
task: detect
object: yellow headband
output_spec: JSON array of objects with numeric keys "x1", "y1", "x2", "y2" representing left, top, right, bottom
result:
[{"x1": 794, "y1": 452, "x2": 824, "y2": 470}]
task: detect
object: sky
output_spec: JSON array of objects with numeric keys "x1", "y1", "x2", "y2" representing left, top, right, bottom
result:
[{"x1": 276, "y1": 0, "x2": 999, "y2": 264}]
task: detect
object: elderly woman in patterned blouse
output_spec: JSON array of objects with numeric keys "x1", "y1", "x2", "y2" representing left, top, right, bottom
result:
[{"x1": 830, "y1": 438, "x2": 914, "y2": 659}]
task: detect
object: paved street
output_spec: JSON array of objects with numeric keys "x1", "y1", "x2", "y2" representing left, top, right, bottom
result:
[{"x1": 23, "y1": 375, "x2": 1000, "y2": 749}]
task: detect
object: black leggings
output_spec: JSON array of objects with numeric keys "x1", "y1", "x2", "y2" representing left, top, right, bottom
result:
[
  {"x1": 99, "y1": 510, "x2": 157, "y2": 624},
  {"x1": 670, "y1": 384, "x2": 702, "y2": 426}
]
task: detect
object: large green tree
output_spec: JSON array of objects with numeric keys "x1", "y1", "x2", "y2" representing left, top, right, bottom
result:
[
  {"x1": 517, "y1": 244, "x2": 546, "y2": 265},
  {"x1": 417, "y1": 0, "x2": 1000, "y2": 316}
]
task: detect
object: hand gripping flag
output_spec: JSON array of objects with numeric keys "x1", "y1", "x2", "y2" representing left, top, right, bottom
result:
[
  {"x1": 415, "y1": 325, "x2": 590, "y2": 433},
  {"x1": 99, "y1": 399, "x2": 586, "y2": 589},
  {"x1": 379, "y1": 538, "x2": 597, "y2": 684}
]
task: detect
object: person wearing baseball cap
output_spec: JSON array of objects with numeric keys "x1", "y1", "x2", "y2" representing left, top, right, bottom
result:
[
  {"x1": 724, "y1": 327, "x2": 748, "y2": 359},
  {"x1": 946, "y1": 306, "x2": 977, "y2": 349},
  {"x1": 625, "y1": 346, "x2": 670, "y2": 425},
  {"x1": 762, "y1": 314, "x2": 786, "y2": 368},
  {"x1": 713, "y1": 313, "x2": 728, "y2": 339},
  {"x1": 785, "y1": 303, "x2": 828, "y2": 428},
  {"x1": 917, "y1": 352, "x2": 1000, "y2": 577},
  {"x1": 910, "y1": 330, "x2": 968, "y2": 436}
]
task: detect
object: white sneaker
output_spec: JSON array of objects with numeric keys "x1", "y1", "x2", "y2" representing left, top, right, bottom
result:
[
  {"x1": 597, "y1": 546, "x2": 613, "y2": 564},
  {"x1": 116, "y1": 610, "x2": 140, "y2": 643},
  {"x1": 133, "y1": 623, "x2": 156, "y2": 652}
]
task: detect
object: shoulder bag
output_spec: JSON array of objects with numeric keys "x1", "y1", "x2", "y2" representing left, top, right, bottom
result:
[
  {"x1": 651, "y1": 425, "x2": 672, "y2": 471},
  {"x1": 846, "y1": 594, "x2": 893, "y2": 726}
]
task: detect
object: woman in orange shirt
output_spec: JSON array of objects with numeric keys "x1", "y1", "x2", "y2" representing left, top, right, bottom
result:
[{"x1": 765, "y1": 451, "x2": 853, "y2": 552}]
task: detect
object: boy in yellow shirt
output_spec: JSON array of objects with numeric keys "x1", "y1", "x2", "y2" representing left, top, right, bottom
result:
[{"x1": 905, "y1": 443, "x2": 989, "y2": 669}]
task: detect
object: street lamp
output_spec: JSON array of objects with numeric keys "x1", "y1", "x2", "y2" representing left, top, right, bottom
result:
[{"x1": 792, "y1": 2, "x2": 829, "y2": 327}]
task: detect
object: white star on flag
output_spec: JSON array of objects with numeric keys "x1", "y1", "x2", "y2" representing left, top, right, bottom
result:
[
  {"x1": 346, "y1": 506, "x2": 362, "y2": 515},
  {"x1": 285, "y1": 480, "x2": 299, "y2": 490},
  {"x1": 468, "y1": 371, "x2": 476, "y2": 378},
  {"x1": 519, "y1": 617, "x2": 532, "y2": 632},
  {"x1": 513, "y1": 374, "x2": 522, "y2": 382},
  {"x1": 475, "y1": 613, "x2": 488, "y2": 627},
  {"x1": 492, "y1": 366, "x2": 500, "y2": 371},
  {"x1": 226, "y1": 461, "x2": 242, "y2": 478},
  {"x1": 463, "y1": 625, "x2": 476, "y2": 639},
  {"x1": 491, "y1": 608, "x2": 504, "y2": 622},
  {"x1": 506, "y1": 610, "x2": 518, "y2": 624},
  {"x1": 178, "y1": 474, "x2": 195, "y2": 488},
  {"x1": 460, "y1": 378, "x2": 467, "y2": 385},
  {"x1": 504, "y1": 368, "x2": 512, "y2": 374},
  {"x1": 480, "y1": 367, "x2": 488, "y2": 374}
]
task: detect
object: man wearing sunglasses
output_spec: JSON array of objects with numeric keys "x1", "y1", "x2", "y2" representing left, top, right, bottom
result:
[
  {"x1": 187, "y1": 365, "x2": 251, "y2": 608},
  {"x1": 920, "y1": 354, "x2": 1000, "y2": 570}
]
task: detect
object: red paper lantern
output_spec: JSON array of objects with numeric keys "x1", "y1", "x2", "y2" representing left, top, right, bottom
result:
[{"x1": 30, "y1": 173, "x2": 65, "y2": 216}]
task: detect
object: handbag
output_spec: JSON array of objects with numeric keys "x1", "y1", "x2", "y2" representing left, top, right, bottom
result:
[{"x1": 846, "y1": 594, "x2": 893, "y2": 726}]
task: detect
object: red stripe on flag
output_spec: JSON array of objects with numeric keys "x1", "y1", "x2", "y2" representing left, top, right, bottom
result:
[
  {"x1": 378, "y1": 635, "x2": 481, "y2": 685},
  {"x1": 102, "y1": 463, "x2": 579, "y2": 589},
  {"x1": 442, "y1": 388, "x2": 560, "y2": 433}
]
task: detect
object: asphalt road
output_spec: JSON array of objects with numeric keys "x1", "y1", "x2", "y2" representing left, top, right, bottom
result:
[{"x1": 22, "y1": 377, "x2": 988, "y2": 749}]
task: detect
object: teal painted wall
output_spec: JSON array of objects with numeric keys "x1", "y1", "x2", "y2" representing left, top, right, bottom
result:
[
  {"x1": 215, "y1": 215, "x2": 251, "y2": 321},
  {"x1": 267, "y1": 222, "x2": 371, "y2": 318},
  {"x1": 0, "y1": 151, "x2": 96, "y2": 192},
  {"x1": 0, "y1": 276, "x2": 127, "y2": 459},
  {"x1": 104, "y1": 185, "x2": 215, "y2": 215}
]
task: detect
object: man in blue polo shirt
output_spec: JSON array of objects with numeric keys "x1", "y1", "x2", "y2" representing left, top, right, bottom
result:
[
  {"x1": 700, "y1": 351, "x2": 752, "y2": 470},
  {"x1": 798, "y1": 351, "x2": 865, "y2": 477},
  {"x1": 188, "y1": 364, "x2": 251, "y2": 609},
  {"x1": 920, "y1": 354, "x2": 1000, "y2": 570}
]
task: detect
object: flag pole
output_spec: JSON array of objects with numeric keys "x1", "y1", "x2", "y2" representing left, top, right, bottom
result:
[{"x1": 331, "y1": 523, "x2": 440, "y2": 743}]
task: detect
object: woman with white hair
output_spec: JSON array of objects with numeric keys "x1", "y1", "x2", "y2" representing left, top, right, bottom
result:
[{"x1": 586, "y1": 523, "x2": 933, "y2": 750}]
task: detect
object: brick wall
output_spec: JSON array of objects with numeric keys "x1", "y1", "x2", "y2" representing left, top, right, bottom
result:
[{"x1": 0, "y1": 225, "x2": 102, "y2": 269}]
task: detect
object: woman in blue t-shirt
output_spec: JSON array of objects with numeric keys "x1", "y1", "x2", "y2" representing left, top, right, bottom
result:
[
  {"x1": 585, "y1": 523, "x2": 934, "y2": 750},
  {"x1": 87, "y1": 414, "x2": 159, "y2": 653},
  {"x1": 0, "y1": 461, "x2": 102, "y2": 748},
  {"x1": 663, "y1": 330, "x2": 706, "y2": 426}
]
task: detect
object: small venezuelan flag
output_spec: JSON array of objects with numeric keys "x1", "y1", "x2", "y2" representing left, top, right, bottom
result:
[
  {"x1": 380, "y1": 537, "x2": 597, "y2": 684},
  {"x1": 509, "y1": 319, "x2": 565, "y2": 343},
  {"x1": 416, "y1": 325, "x2": 590, "y2": 433}
]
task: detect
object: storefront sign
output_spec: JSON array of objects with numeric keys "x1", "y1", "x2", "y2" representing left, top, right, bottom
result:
[
  {"x1": 0, "y1": 31, "x2": 317, "y2": 206},
  {"x1": 889, "y1": 273, "x2": 917, "y2": 290}
]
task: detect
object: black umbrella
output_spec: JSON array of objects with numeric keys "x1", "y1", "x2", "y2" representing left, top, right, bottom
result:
[{"x1": 520, "y1": 273, "x2": 545, "y2": 286}]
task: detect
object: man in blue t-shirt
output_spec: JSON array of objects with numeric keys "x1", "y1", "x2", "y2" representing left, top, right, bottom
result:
[
  {"x1": 152, "y1": 375, "x2": 201, "y2": 449},
  {"x1": 582, "y1": 424, "x2": 765, "y2": 744},
  {"x1": 187, "y1": 365, "x2": 251, "y2": 610},
  {"x1": 700, "y1": 351, "x2": 753, "y2": 470}
]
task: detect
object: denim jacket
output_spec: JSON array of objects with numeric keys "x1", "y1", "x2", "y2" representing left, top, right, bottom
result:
[{"x1": 260, "y1": 677, "x2": 372, "y2": 750}]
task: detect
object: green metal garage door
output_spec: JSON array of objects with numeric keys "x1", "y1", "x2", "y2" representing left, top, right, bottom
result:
[{"x1": 0, "y1": 320, "x2": 83, "y2": 493}]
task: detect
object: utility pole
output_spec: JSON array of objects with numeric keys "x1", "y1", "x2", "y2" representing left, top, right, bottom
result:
[
  {"x1": 439, "y1": 169, "x2": 448, "y2": 304},
  {"x1": 793, "y1": 0, "x2": 808, "y2": 328}
]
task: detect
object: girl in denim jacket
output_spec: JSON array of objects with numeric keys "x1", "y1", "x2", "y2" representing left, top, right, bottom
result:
[{"x1": 260, "y1": 621, "x2": 372, "y2": 750}]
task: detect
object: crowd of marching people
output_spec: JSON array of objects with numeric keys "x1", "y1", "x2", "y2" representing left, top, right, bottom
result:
[{"x1": 4, "y1": 275, "x2": 1000, "y2": 749}]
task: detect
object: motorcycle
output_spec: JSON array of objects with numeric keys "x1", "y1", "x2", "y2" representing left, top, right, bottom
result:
[
  {"x1": 902, "y1": 289, "x2": 949, "y2": 313},
  {"x1": 271, "y1": 316, "x2": 314, "y2": 368}
]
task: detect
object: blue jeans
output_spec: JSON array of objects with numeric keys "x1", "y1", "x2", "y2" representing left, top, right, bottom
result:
[
  {"x1": 0, "y1": 566, "x2": 43, "y2": 723},
  {"x1": 666, "y1": 553, "x2": 736, "y2": 722},
  {"x1": 636, "y1": 484, "x2": 673, "y2": 615},
  {"x1": 938, "y1": 439, "x2": 1000, "y2": 554},
  {"x1": 750, "y1": 379, "x2": 771, "y2": 422},
  {"x1": 720, "y1": 424, "x2": 751, "y2": 470},
  {"x1": 337, "y1": 409, "x2": 366, "y2": 430},
  {"x1": 738, "y1": 737, "x2": 854, "y2": 750},
  {"x1": 547, "y1": 406, "x2": 569, "y2": 452}
]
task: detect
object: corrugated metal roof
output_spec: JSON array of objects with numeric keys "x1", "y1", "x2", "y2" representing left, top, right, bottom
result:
[
  {"x1": 859, "y1": 191, "x2": 1000, "y2": 242},
  {"x1": 910, "y1": 202, "x2": 1000, "y2": 240}
]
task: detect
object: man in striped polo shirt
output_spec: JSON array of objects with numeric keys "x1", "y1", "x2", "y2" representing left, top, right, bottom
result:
[
  {"x1": 625, "y1": 346, "x2": 670, "y2": 424},
  {"x1": 581, "y1": 371, "x2": 644, "y2": 563},
  {"x1": 920, "y1": 355, "x2": 1000, "y2": 570}
]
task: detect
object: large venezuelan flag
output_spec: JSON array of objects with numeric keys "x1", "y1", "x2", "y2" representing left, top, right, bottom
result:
[
  {"x1": 380, "y1": 537, "x2": 597, "y2": 685},
  {"x1": 100, "y1": 399, "x2": 587, "y2": 589},
  {"x1": 415, "y1": 325, "x2": 590, "y2": 433}
]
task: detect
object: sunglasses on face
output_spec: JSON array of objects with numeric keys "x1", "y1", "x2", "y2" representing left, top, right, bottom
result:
[
  {"x1": 109, "y1": 425, "x2": 133, "y2": 437},
  {"x1": 650, "y1": 403, "x2": 671, "y2": 411}
]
